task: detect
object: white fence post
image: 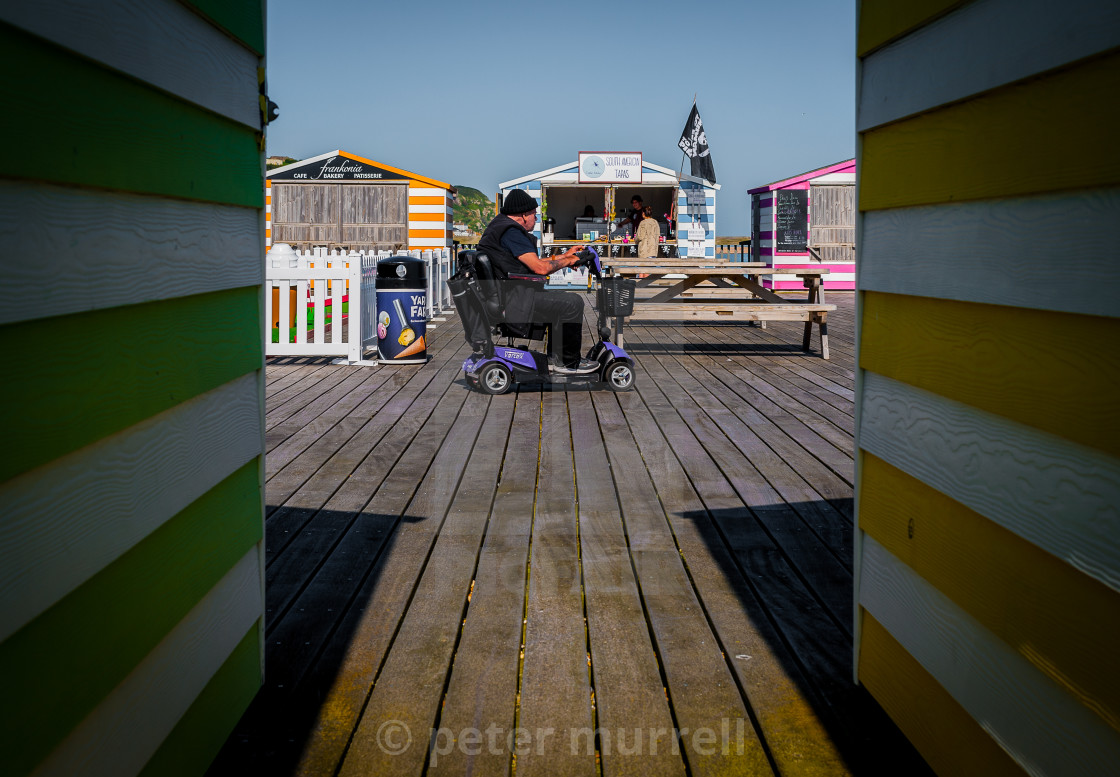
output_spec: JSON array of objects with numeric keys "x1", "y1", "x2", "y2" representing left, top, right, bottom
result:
[
  {"x1": 294, "y1": 250, "x2": 307, "y2": 346},
  {"x1": 360, "y1": 251, "x2": 377, "y2": 354},
  {"x1": 348, "y1": 253, "x2": 362, "y2": 362},
  {"x1": 421, "y1": 249, "x2": 434, "y2": 318},
  {"x1": 442, "y1": 248, "x2": 452, "y2": 309}
]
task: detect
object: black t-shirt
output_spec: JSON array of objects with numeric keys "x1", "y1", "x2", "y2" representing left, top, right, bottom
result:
[
  {"x1": 624, "y1": 208, "x2": 642, "y2": 234},
  {"x1": 499, "y1": 225, "x2": 538, "y2": 267}
]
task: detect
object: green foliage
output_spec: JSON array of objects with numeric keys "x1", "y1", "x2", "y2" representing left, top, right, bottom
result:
[{"x1": 452, "y1": 185, "x2": 494, "y2": 235}]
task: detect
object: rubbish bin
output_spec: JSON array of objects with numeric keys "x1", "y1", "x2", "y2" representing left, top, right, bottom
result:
[{"x1": 376, "y1": 255, "x2": 427, "y2": 364}]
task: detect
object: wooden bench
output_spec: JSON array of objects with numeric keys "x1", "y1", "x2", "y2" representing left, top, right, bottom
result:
[{"x1": 602, "y1": 262, "x2": 836, "y2": 358}]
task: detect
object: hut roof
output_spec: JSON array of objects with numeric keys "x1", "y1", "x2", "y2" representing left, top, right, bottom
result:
[
  {"x1": 748, "y1": 159, "x2": 855, "y2": 194},
  {"x1": 500, "y1": 158, "x2": 721, "y2": 190},
  {"x1": 266, "y1": 150, "x2": 451, "y2": 189}
]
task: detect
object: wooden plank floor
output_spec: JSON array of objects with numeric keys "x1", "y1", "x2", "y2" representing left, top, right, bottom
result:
[{"x1": 209, "y1": 293, "x2": 934, "y2": 777}]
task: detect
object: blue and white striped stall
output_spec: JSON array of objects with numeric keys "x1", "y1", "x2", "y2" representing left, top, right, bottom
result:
[{"x1": 498, "y1": 157, "x2": 720, "y2": 264}]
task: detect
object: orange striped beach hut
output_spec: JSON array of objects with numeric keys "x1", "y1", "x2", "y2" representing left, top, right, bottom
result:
[{"x1": 266, "y1": 150, "x2": 453, "y2": 253}]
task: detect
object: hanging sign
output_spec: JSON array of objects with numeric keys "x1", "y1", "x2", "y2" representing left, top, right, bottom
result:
[
  {"x1": 270, "y1": 155, "x2": 410, "y2": 181},
  {"x1": 578, "y1": 152, "x2": 643, "y2": 183},
  {"x1": 685, "y1": 189, "x2": 707, "y2": 205}
]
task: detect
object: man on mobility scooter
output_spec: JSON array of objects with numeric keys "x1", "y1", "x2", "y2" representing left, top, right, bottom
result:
[
  {"x1": 447, "y1": 190, "x2": 637, "y2": 395},
  {"x1": 476, "y1": 189, "x2": 598, "y2": 374}
]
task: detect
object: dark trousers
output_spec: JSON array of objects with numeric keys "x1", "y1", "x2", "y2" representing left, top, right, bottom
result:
[{"x1": 527, "y1": 291, "x2": 584, "y2": 366}]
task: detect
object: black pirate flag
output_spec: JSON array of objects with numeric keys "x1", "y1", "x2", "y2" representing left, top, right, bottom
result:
[{"x1": 678, "y1": 105, "x2": 716, "y2": 184}]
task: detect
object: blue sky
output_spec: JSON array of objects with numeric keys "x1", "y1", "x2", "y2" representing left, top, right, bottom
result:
[{"x1": 266, "y1": 0, "x2": 856, "y2": 235}]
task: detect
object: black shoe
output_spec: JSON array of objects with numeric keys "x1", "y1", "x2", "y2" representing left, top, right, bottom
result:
[{"x1": 551, "y1": 358, "x2": 599, "y2": 375}]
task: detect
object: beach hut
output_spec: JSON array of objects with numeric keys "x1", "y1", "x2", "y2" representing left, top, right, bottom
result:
[
  {"x1": 498, "y1": 154, "x2": 721, "y2": 269},
  {"x1": 1, "y1": 2, "x2": 267, "y2": 775},
  {"x1": 266, "y1": 150, "x2": 453, "y2": 253},
  {"x1": 749, "y1": 159, "x2": 856, "y2": 290},
  {"x1": 854, "y1": 2, "x2": 1119, "y2": 775}
]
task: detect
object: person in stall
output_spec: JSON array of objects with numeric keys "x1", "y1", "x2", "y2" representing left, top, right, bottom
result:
[
  {"x1": 477, "y1": 189, "x2": 598, "y2": 374},
  {"x1": 621, "y1": 194, "x2": 644, "y2": 237},
  {"x1": 636, "y1": 206, "x2": 660, "y2": 259},
  {"x1": 574, "y1": 205, "x2": 597, "y2": 239}
]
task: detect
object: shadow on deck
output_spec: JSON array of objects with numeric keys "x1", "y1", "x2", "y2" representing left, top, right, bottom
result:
[{"x1": 208, "y1": 294, "x2": 933, "y2": 777}]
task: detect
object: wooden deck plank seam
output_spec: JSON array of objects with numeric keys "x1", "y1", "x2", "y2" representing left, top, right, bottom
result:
[
  {"x1": 565, "y1": 391, "x2": 605, "y2": 777},
  {"x1": 510, "y1": 388, "x2": 541, "y2": 777}
]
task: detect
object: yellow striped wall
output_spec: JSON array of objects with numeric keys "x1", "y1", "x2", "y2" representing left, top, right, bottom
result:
[
  {"x1": 0, "y1": 2, "x2": 266, "y2": 776},
  {"x1": 854, "y1": 1, "x2": 1120, "y2": 774}
]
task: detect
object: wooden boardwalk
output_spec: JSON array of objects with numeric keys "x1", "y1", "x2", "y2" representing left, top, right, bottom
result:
[{"x1": 209, "y1": 293, "x2": 933, "y2": 777}]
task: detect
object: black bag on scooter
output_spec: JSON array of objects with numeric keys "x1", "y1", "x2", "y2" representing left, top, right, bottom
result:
[{"x1": 447, "y1": 275, "x2": 492, "y2": 353}]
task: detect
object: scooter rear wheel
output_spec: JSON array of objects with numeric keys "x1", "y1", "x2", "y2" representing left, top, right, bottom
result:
[
  {"x1": 478, "y1": 363, "x2": 513, "y2": 395},
  {"x1": 604, "y1": 359, "x2": 635, "y2": 392}
]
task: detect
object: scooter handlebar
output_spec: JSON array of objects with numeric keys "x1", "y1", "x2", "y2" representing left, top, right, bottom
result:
[{"x1": 574, "y1": 247, "x2": 603, "y2": 278}]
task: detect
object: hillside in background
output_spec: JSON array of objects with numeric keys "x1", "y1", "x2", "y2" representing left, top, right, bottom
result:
[
  {"x1": 453, "y1": 186, "x2": 494, "y2": 235},
  {"x1": 267, "y1": 156, "x2": 299, "y2": 170}
]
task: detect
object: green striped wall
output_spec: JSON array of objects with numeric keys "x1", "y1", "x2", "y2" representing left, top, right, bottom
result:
[
  {"x1": 0, "y1": 2, "x2": 266, "y2": 776},
  {"x1": 854, "y1": 1, "x2": 1120, "y2": 775}
]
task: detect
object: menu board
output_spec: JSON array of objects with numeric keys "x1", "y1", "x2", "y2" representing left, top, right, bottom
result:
[{"x1": 775, "y1": 189, "x2": 808, "y2": 252}]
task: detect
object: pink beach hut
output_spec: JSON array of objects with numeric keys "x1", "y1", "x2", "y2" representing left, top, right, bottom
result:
[{"x1": 749, "y1": 159, "x2": 856, "y2": 290}]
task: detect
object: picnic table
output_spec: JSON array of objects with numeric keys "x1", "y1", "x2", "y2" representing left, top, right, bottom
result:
[{"x1": 601, "y1": 259, "x2": 836, "y2": 358}]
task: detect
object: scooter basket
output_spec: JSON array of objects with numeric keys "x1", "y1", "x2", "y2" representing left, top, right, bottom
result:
[{"x1": 598, "y1": 277, "x2": 636, "y2": 317}]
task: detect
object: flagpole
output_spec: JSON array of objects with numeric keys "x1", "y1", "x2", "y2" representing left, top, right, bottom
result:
[
  {"x1": 674, "y1": 94, "x2": 697, "y2": 246},
  {"x1": 677, "y1": 94, "x2": 696, "y2": 182}
]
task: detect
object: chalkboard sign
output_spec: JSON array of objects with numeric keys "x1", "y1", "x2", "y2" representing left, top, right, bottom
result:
[{"x1": 775, "y1": 189, "x2": 808, "y2": 252}]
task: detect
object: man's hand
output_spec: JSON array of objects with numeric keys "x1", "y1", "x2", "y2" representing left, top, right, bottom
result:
[
  {"x1": 561, "y1": 245, "x2": 585, "y2": 266},
  {"x1": 517, "y1": 245, "x2": 585, "y2": 275}
]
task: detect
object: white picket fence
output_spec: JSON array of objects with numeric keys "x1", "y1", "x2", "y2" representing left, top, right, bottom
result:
[{"x1": 266, "y1": 245, "x2": 454, "y2": 362}]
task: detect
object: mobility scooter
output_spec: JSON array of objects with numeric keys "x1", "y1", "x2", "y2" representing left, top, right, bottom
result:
[{"x1": 447, "y1": 248, "x2": 636, "y2": 394}]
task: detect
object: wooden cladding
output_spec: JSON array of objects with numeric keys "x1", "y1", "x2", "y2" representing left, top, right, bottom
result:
[
  {"x1": 271, "y1": 182, "x2": 408, "y2": 249},
  {"x1": 809, "y1": 185, "x2": 855, "y2": 263}
]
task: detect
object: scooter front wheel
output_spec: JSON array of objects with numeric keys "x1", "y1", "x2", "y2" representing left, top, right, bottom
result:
[
  {"x1": 478, "y1": 363, "x2": 513, "y2": 395},
  {"x1": 604, "y1": 359, "x2": 635, "y2": 392}
]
